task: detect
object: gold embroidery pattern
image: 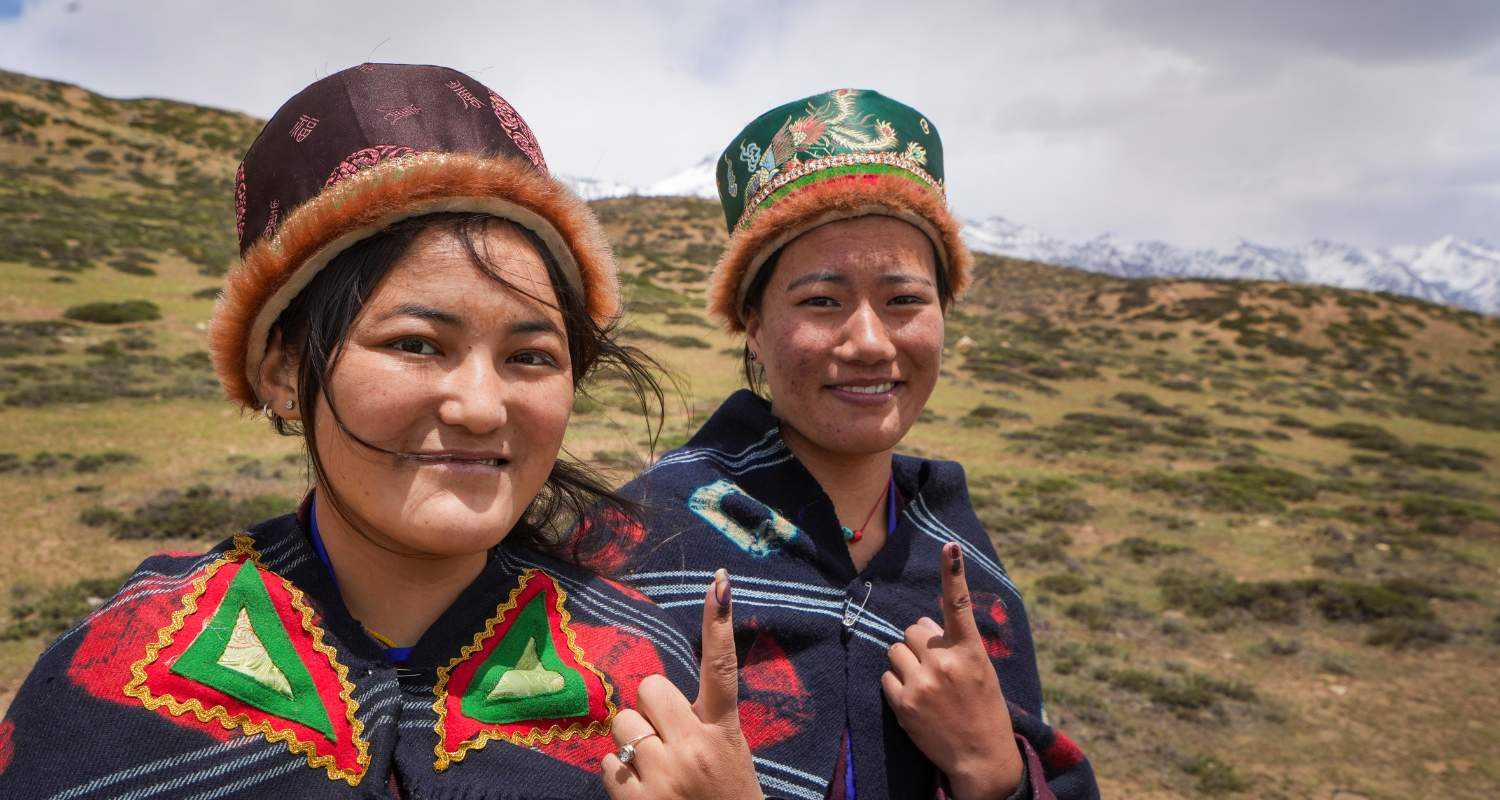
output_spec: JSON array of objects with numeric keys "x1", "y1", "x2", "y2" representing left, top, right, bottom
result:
[
  {"x1": 122, "y1": 534, "x2": 371, "y2": 786},
  {"x1": 431, "y1": 568, "x2": 617, "y2": 771},
  {"x1": 735, "y1": 151, "x2": 943, "y2": 232}
]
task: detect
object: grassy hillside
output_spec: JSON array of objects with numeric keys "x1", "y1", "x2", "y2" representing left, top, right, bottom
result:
[{"x1": 2, "y1": 69, "x2": 1498, "y2": 799}]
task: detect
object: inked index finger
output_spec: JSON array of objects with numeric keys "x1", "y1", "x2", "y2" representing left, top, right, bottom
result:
[
  {"x1": 939, "y1": 541, "x2": 978, "y2": 641},
  {"x1": 693, "y1": 568, "x2": 739, "y2": 726}
]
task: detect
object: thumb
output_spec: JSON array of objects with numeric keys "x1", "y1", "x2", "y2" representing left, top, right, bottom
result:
[
  {"x1": 940, "y1": 542, "x2": 978, "y2": 642},
  {"x1": 693, "y1": 567, "x2": 739, "y2": 726}
]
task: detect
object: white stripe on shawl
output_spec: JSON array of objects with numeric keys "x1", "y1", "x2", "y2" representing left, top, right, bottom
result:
[{"x1": 633, "y1": 582, "x2": 905, "y2": 642}]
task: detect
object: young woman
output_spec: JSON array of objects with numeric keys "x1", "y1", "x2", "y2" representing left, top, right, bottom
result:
[
  {"x1": 0, "y1": 64, "x2": 762, "y2": 800},
  {"x1": 587, "y1": 90, "x2": 1101, "y2": 799}
]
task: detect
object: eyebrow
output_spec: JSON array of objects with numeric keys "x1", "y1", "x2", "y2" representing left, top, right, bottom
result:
[
  {"x1": 508, "y1": 318, "x2": 563, "y2": 337},
  {"x1": 784, "y1": 271, "x2": 935, "y2": 291},
  {"x1": 375, "y1": 304, "x2": 562, "y2": 337},
  {"x1": 376, "y1": 304, "x2": 462, "y2": 326}
]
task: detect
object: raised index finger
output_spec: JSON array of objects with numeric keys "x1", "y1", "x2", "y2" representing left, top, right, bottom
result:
[
  {"x1": 939, "y1": 541, "x2": 978, "y2": 641},
  {"x1": 693, "y1": 568, "x2": 739, "y2": 726}
]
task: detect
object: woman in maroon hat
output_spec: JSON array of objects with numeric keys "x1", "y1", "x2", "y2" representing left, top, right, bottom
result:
[{"x1": 0, "y1": 64, "x2": 765, "y2": 800}]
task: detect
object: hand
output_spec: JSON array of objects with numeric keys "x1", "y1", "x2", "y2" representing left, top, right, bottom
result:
[
  {"x1": 602, "y1": 569, "x2": 764, "y2": 800},
  {"x1": 882, "y1": 543, "x2": 1024, "y2": 800}
]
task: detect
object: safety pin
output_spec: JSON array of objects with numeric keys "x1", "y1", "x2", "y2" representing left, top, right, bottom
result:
[{"x1": 842, "y1": 580, "x2": 874, "y2": 628}]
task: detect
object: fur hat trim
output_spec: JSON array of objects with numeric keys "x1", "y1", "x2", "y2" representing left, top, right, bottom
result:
[
  {"x1": 707, "y1": 173, "x2": 971, "y2": 331},
  {"x1": 209, "y1": 152, "x2": 618, "y2": 409}
]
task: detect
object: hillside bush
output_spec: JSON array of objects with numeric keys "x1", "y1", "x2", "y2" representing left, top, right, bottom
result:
[
  {"x1": 1, "y1": 574, "x2": 129, "y2": 641},
  {"x1": 63, "y1": 300, "x2": 160, "y2": 324},
  {"x1": 86, "y1": 485, "x2": 295, "y2": 540}
]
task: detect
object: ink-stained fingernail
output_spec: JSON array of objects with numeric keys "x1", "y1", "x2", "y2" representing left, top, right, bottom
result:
[
  {"x1": 714, "y1": 567, "x2": 731, "y2": 615},
  {"x1": 945, "y1": 542, "x2": 962, "y2": 573}
]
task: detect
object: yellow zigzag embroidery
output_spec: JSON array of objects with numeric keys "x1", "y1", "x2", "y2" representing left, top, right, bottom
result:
[
  {"x1": 122, "y1": 534, "x2": 371, "y2": 785},
  {"x1": 431, "y1": 568, "x2": 617, "y2": 771}
]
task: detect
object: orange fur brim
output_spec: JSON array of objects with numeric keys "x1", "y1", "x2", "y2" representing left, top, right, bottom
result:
[
  {"x1": 209, "y1": 153, "x2": 619, "y2": 409},
  {"x1": 707, "y1": 173, "x2": 972, "y2": 332}
]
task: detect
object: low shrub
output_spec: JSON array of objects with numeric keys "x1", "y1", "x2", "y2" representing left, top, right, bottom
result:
[
  {"x1": 1104, "y1": 666, "x2": 1256, "y2": 715},
  {"x1": 0, "y1": 319, "x2": 85, "y2": 358},
  {"x1": 1399, "y1": 493, "x2": 1500, "y2": 535},
  {"x1": 1312, "y1": 421, "x2": 1402, "y2": 451},
  {"x1": 1132, "y1": 463, "x2": 1318, "y2": 513},
  {"x1": 1364, "y1": 618, "x2": 1452, "y2": 650},
  {"x1": 1107, "y1": 537, "x2": 1189, "y2": 562},
  {"x1": 97, "y1": 485, "x2": 296, "y2": 540},
  {"x1": 1034, "y1": 573, "x2": 1089, "y2": 596},
  {"x1": 63, "y1": 300, "x2": 161, "y2": 324},
  {"x1": 2, "y1": 574, "x2": 129, "y2": 641},
  {"x1": 1180, "y1": 755, "x2": 1249, "y2": 794},
  {"x1": 1114, "y1": 392, "x2": 1179, "y2": 416},
  {"x1": 1156, "y1": 569, "x2": 1443, "y2": 628}
]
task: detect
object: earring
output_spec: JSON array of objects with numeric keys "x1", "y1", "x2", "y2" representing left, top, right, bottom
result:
[
  {"x1": 284, "y1": 399, "x2": 295, "y2": 410},
  {"x1": 748, "y1": 351, "x2": 758, "y2": 362}
]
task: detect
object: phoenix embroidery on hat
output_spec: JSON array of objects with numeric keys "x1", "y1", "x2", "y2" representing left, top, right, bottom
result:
[
  {"x1": 431, "y1": 569, "x2": 615, "y2": 771},
  {"x1": 123, "y1": 535, "x2": 370, "y2": 785}
]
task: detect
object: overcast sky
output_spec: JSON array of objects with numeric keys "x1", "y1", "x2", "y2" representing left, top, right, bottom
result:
[{"x1": 3, "y1": 0, "x2": 1498, "y2": 250}]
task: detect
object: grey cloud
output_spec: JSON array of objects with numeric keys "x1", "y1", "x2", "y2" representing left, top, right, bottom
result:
[
  {"x1": 0, "y1": 0, "x2": 1495, "y2": 251},
  {"x1": 1098, "y1": 0, "x2": 1500, "y2": 63}
]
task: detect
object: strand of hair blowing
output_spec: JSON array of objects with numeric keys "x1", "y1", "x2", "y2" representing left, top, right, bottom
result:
[{"x1": 268, "y1": 212, "x2": 665, "y2": 563}]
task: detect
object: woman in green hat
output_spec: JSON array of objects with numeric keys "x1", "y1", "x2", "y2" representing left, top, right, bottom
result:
[{"x1": 583, "y1": 89, "x2": 1099, "y2": 799}]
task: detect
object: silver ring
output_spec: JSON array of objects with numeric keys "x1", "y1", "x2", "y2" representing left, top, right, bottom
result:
[{"x1": 616, "y1": 732, "x2": 657, "y2": 766}]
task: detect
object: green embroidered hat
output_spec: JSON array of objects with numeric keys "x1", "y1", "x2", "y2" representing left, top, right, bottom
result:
[{"x1": 707, "y1": 88, "x2": 972, "y2": 330}]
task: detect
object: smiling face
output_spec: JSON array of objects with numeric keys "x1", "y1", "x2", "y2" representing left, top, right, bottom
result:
[
  {"x1": 744, "y1": 215, "x2": 945, "y2": 459},
  {"x1": 286, "y1": 222, "x2": 574, "y2": 557}
]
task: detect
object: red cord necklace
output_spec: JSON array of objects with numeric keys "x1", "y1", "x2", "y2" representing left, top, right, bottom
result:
[{"x1": 840, "y1": 482, "x2": 889, "y2": 544}]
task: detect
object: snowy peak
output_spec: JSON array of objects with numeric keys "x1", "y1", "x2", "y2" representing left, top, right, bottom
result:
[
  {"x1": 560, "y1": 154, "x2": 719, "y2": 201},
  {"x1": 1404, "y1": 237, "x2": 1500, "y2": 292},
  {"x1": 645, "y1": 155, "x2": 719, "y2": 199},
  {"x1": 560, "y1": 163, "x2": 1496, "y2": 316},
  {"x1": 962, "y1": 216, "x2": 1498, "y2": 315},
  {"x1": 558, "y1": 174, "x2": 639, "y2": 201}
]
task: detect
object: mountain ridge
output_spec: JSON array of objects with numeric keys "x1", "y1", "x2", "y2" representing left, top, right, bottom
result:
[{"x1": 562, "y1": 155, "x2": 1500, "y2": 316}]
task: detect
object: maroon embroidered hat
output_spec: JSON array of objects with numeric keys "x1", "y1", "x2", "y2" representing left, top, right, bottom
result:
[{"x1": 211, "y1": 63, "x2": 618, "y2": 409}]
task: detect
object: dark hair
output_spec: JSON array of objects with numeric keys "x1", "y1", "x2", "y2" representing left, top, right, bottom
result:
[
  {"x1": 738, "y1": 227, "x2": 953, "y2": 396},
  {"x1": 269, "y1": 211, "x2": 664, "y2": 559}
]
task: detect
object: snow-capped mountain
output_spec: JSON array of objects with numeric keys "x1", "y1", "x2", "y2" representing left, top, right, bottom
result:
[
  {"x1": 560, "y1": 156, "x2": 719, "y2": 201},
  {"x1": 644, "y1": 155, "x2": 719, "y2": 199},
  {"x1": 961, "y1": 217, "x2": 1500, "y2": 315},
  {"x1": 558, "y1": 174, "x2": 639, "y2": 201},
  {"x1": 562, "y1": 156, "x2": 1498, "y2": 316}
]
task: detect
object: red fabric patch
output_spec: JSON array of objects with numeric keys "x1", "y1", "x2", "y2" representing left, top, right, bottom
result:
[
  {"x1": 526, "y1": 622, "x2": 666, "y2": 772},
  {"x1": 0, "y1": 719, "x2": 14, "y2": 774},
  {"x1": 600, "y1": 577, "x2": 649, "y2": 605},
  {"x1": 68, "y1": 575, "x2": 229, "y2": 741},
  {"x1": 437, "y1": 572, "x2": 612, "y2": 766},
  {"x1": 974, "y1": 592, "x2": 1012, "y2": 660},
  {"x1": 130, "y1": 557, "x2": 366, "y2": 779},
  {"x1": 738, "y1": 628, "x2": 811, "y2": 750},
  {"x1": 571, "y1": 509, "x2": 647, "y2": 576},
  {"x1": 1041, "y1": 729, "x2": 1086, "y2": 773}
]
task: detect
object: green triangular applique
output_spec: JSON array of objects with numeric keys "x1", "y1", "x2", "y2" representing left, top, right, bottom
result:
[
  {"x1": 171, "y1": 563, "x2": 335, "y2": 739},
  {"x1": 460, "y1": 593, "x2": 589, "y2": 724}
]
